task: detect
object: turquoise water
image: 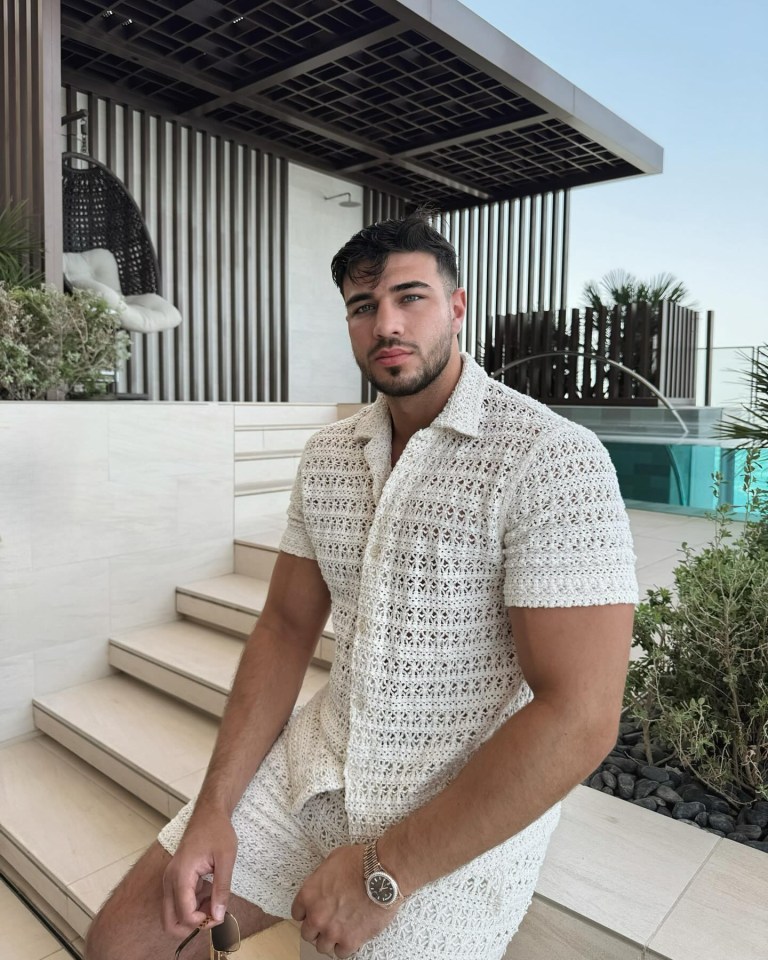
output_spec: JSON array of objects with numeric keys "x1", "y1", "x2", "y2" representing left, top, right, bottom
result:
[{"x1": 601, "y1": 440, "x2": 768, "y2": 515}]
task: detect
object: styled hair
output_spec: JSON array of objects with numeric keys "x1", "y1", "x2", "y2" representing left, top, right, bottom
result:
[{"x1": 331, "y1": 210, "x2": 458, "y2": 294}]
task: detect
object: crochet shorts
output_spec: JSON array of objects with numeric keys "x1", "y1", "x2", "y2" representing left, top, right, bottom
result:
[{"x1": 157, "y1": 737, "x2": 558, "y2": 960}]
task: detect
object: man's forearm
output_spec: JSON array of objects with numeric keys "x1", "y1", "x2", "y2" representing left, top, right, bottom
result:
[
  {"x1": 377, "y1": 696, "x2": 616, "y2": 895},
  {"x1": 192, "y1": 622, "x2": 312, "y2": 818}
]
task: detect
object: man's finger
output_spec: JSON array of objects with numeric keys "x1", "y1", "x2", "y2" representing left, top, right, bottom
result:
[{"x1": 209, "y1": 854, "x2": 233, "y2": 922}]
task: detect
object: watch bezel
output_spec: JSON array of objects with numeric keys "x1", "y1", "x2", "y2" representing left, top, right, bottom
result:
[{"x1": 365, "y1": 869, "x2": 400, "y2": 907}]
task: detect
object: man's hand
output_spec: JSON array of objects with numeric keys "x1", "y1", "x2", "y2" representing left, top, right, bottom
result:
[
  {"x1": 291, "y1": 845, "x2": 400, "y2": 958},
  {"x1": 161, "y1": 808, "x2": 238, "y2": 934}
]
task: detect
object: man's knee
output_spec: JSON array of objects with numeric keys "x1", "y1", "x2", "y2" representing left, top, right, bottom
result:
[{"x1": 85, "y1": 841, "x2": 171, "y2": 960}]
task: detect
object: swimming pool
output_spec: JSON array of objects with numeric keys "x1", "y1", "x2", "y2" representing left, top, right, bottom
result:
[{"x1": 549, "y1": 407, "x2": 768, "y2": 516}]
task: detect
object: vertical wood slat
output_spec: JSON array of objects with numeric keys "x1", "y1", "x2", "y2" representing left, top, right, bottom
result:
[
  {"x1": 0, "y1": 0, "x2": 61, "y2": 284},
  {"x1": 63, "y1": 81, "x2": 291, "y2": 402}
]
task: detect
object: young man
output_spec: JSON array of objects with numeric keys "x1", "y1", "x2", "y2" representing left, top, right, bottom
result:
[{"x1": 86, "y1": 214, "x2": 637, "y2": 960}]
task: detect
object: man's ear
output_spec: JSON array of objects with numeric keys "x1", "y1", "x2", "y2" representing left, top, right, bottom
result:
[{"x1": 450, "y1": 288, "x2": 467, "y2": 334}]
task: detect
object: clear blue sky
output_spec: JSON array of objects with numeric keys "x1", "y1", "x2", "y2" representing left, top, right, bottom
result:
[{"x1": 462, "y1": 0, "x2": 768, "y2": 348}]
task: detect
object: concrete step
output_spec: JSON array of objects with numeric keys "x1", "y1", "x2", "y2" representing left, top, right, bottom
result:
[
  {"x1": 176, "y1": 574, "x2": 335, "y2": 666},
  {"x1": 0, "y1": 736, "x2": 300, "y2": 957},
  {"x1": 235, "y1": 403, "x2": 339, "y2": 427},
  {"x1": 235, "y1": 450, "x2": 302, "y2": 485}
]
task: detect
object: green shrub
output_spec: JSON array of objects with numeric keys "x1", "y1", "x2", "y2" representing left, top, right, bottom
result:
[
  {"x1": 0, "y1": 283, "x2": 131, "y2": 400},
  {"x1": 626, "y1": 452, "x2": 768, "y2": 805}
]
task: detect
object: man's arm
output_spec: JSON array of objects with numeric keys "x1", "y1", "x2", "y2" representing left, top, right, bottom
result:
[
  {"x1": 292, "y1": 602, "x2": 632, "y2": 958},
  {"x1": 162, "y1": 551, "x2": 330, "y2": 932}
]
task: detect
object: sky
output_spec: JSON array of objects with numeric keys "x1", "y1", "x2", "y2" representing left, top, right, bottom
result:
[{"x1": 462, "y1": 0, "x2": 768, "y2": 349}]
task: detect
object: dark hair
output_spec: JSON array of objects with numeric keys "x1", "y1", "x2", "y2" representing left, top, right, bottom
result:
[{"x1": 331, "y1": 211, "x2": 458, "y2": 294}]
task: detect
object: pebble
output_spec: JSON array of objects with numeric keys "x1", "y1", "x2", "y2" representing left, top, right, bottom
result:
[
  {"x1": 678, "y1": 818, "x2": 701, "y2": 828},
  {"x1": 703, "y1": 795, "x2": 733, "y2": 815},
  {"x1": 617, "y1": 774, "x2": 635, "y2": 800},
  {"x1": 633, "y1": 797, "x2": 658, "y2": 811},
  {"x1": 656, "y1": 785, "x2": 684, "y2": 804},
  {"x1": 705, "y1": 828, "x2": 726, "y2": 837},
  {"x1": 673, "y1": 801, "x2": 707, "y2": 820},
  {"x1": 730, "y1": 824, "x2": 763, "y2": 841},
  {"x1": 694, "y1": 811, "x2": 709, "y2": 827},
  {"x1": 745, "y1": 808, "x2": 768, "y2": 829},
  {"x1": 607, "y1": 755, "x2": 638, "y2": 774},
  {"x1": 708, "y1": 813, "x2": 736, "y2": 834},
  {"x1": 634, "y1": 778, "x2": 658, "y2": 800},
  {"x1": 678, "y1": 783, "x2": 708, "y2": 803},
  {"x1": 601, "y1": 770, "x2": 618, "y2": 789},
  {"x1": 639, "y1": 765, "x2": 670, "y2": 782}
]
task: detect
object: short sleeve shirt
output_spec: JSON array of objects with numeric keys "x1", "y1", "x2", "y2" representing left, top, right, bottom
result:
[{"x1": 279, "y1": 354, "x2": 637, "y2": 839}]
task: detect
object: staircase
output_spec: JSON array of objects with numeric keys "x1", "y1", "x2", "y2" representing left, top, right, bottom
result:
[{"x1": 0, "y1": 403, "x2": 340, "y2": 959}]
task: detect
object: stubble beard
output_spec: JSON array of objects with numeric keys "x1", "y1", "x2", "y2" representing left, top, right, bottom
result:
[{"x1": 358, "y1": 329, "x2": 453, "y2": 397}]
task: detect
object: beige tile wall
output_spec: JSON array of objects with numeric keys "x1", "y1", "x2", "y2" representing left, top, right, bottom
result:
[{"x1": 0, "y1": 402, "x2": 236, "y2": 740}]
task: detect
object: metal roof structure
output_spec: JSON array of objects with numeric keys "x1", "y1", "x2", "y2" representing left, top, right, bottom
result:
[{"x1": 60, "y1": 0, "x2": 663, "y2": 209}]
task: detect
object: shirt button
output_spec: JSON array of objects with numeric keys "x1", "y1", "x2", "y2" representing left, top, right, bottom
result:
[{"x1": 369, "y1": 543, "x2": 381, "y2": 560}]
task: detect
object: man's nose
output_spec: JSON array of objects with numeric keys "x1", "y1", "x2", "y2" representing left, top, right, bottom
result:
[{"x1": 372, "y1": 300, "x2": 404, "y2": 338}]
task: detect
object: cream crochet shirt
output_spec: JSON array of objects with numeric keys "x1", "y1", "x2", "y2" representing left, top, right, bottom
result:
[{"x1": 280, "y1": 354, "x2": 638, "y2": 840}]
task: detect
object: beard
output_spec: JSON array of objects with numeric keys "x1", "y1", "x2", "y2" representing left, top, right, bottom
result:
[{"x1": 356, "y1": 330, "x2": 454, "y2": 398}]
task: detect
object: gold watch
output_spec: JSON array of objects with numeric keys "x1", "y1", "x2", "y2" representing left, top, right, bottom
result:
[{"x1": 362, "y1": 841, "x2": 402, "y2": 908}]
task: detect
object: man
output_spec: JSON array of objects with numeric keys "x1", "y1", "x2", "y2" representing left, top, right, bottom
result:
[{"x1": 86, "y1": 213, "x2": 637, "y2": 960}]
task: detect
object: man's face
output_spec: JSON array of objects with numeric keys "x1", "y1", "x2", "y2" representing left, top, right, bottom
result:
[{"x1": 342, "y1": 251, "x2": 465, "y2": 397}]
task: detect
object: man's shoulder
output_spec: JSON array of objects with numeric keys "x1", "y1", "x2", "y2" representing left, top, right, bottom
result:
[
  {"x1": 476, "y1": 375, "x2": 591, "y2": 447},
  {"x1": 302, "y1": 406, "x2": 371, "y2": 454}
]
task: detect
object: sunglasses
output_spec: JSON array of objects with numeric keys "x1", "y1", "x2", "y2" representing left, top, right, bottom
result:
[{"x1": 174, "y1": 911, "x2": 240, "y2": 960}]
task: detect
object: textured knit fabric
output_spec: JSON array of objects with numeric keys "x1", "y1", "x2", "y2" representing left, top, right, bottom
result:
[
  {"x1": 280, "y1": 354, "x2": 638, "y2": 839},
  {"x1": 158, "y1": 731, "x2": 559, "y2": 960}
]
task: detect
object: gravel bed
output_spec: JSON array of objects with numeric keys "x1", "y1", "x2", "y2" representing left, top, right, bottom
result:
[{"x1": 584, "y1": 718, "x2": 768, "y2": 853}]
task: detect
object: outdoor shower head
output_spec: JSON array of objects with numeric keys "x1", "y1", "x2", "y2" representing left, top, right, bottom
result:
[{"x1": 324, "y1": 192, "x2": 361, "y2": 208}]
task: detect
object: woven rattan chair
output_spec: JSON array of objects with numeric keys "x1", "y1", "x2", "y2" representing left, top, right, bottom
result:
[
  {"x1": 62, "y1": 153, "x2": 181, "y2": 333},
  {"x1": 63, "y1": 152, "x2": 160, "y2": 296}
]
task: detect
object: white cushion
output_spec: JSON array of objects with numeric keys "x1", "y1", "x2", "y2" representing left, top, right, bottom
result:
[
  {"x1": 63, "y1": 248, "x2": 182, "y2": 333},
  {"x1": 121, "y1": 294, "x2": 183, "y2": 334},
  {"x1": 63, "y1": 248, "x2": 122, "y2": 293}
]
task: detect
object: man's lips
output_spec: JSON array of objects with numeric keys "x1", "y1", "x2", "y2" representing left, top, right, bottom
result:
[{"x1": 373, "y1": 349, "x2": 411, "y2": 365}]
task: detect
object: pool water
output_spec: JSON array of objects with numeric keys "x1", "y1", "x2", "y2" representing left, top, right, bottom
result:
[{"x1": 601, "y1": 441, "x2": 768, "y2": 515}]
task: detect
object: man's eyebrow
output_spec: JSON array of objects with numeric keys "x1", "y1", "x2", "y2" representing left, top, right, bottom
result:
[{"x1": 344, "y1": 280, "x2": 432, "y2": 308}]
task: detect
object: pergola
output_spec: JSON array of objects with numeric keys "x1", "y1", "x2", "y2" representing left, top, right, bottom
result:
[{"x1": 58, "y1": 0, "x2": 662, "y2": 209}]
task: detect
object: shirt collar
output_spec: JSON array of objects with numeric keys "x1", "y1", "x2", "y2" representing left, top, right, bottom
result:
[{"x1": 353, "y1": 352, "x2": 485, "y2": 442}]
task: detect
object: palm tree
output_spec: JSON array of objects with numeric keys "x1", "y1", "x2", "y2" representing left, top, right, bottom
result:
[
  {"x1": 714, "y1": 348, "x2": 768, "y2": 447},
  {"x1": 582, "y1": 269, "x2": 695, "y2": 310}
]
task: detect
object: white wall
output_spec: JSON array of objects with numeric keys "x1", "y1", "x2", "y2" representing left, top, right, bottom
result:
[
  {"x1": 287, "y1": 165, "x2": 364, "y2": 403},
  {"x1": 0, "y1": 402, "x2": 235, "y2": 741}
]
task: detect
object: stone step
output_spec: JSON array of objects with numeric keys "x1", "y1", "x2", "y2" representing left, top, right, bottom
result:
[
  {"x1": 234, "y1": 424, "x2": 321, "y2": 455},
  {"x1": 235, "y1": 450, "x2": 302, "y2": 485},
  {"x1": 33, "y1": 674, "x2": 217, "y2": 819},
  {"x1": 234, "y1": 403, "x2": 338, "y2": 427},
  {"x1": 109, "y1": 619, "x2": 328, "y2": 719},
  {"x1": 235, "y1": 488, "x2": 292, "y2": 531},
  {"x1": 0, "y1": 736, "x2": 300, "y2": 957},
  {"x1": 176, "y1": 574, "x2": 336, "y2": 666},
  {"x1": 233, "y1": 540, "x2": 279, "y2": 580}
]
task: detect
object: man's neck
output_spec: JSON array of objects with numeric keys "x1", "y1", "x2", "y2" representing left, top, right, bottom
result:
[{"x1": 387, "y1": 351, "x2": 463, "y2": 466}]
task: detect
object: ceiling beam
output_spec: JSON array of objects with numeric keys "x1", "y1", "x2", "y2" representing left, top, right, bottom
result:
[
  {"x1": 341, "y1": 115, "x2": 550, "y2": 174},
  {"x1": 183, "y1": 23, "x2": 404, "y2": 117}
]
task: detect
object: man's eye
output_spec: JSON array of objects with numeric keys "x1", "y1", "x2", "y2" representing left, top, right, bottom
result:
[
  {"x1": 353, "y1": 303, "x2": 375, "y2": 315},
  {"x1": 403, "y1": 294, "x2": 422, "y2": 302}
]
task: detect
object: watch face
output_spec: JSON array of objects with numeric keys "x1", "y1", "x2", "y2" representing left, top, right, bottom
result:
[{"x1": 367, "y1": 871, "x2": 397, "y2": 905}]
